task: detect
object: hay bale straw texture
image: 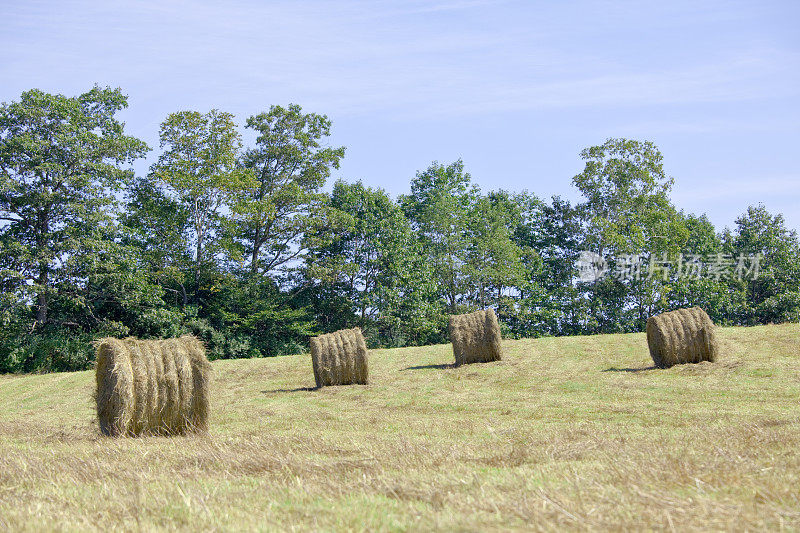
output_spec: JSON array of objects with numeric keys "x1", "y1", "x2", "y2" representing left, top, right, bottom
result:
[
  {"x1": 95, "y1": 336, "x2": 211, "y2": 437},
  {"x1": 646, "y1": 307, "x2": 719, "y2": 368},
  {"x1": 310, "y1": 328, "x2": 369, "y2": 388},
  {"x1": 448, "y1": 309, "x2": 503, "y2": 366}
]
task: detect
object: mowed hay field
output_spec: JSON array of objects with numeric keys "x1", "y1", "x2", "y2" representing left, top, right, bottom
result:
[{"x1": 1, "y1": 325, "x2": 799, "y2": 531}]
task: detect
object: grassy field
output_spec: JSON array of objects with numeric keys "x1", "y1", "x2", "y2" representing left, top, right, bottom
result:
[{"x1": 1, "y1": 324, "x2": 799, "y2": 531}]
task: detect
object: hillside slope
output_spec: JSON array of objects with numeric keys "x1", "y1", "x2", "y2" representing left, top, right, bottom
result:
[{"x1": 1, "y1": 324, "x2": 799, "y2": 531}]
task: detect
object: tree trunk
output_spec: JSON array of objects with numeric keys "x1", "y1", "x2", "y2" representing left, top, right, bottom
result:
[
  {"x1": 35, "y1": 211, "x2": 50, "y2": 328},
  {"x1": 36, "y1": 267, "x2": 48, "y2": 327},
  {"x1": 195, "y1": 233, "x2": 203, "y2": 286},
  {"x1": 250, "y1": 224, "x2": 262, "y2": 274},
  {"x1": 251, "y1": 245, "x2": 260, "y2": 274}
]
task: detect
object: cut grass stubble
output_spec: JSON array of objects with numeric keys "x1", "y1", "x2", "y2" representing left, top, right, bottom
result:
[{"x1": 0, "y1": 324, "x2": 799, "y2": 530}]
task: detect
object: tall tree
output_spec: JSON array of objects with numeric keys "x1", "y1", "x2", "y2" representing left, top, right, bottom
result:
[
  {"x1": 401, "y1": 160, "x2": 478, "y2": 313},
  {"x1": 511, "y1": 194, "x2": 589, "y2": 336},
  {"x1": 235, "y1": 104, "x2": 345, "y2": 278},
  {"x1": 305, "y1": 180, "x2": 415, "y2": 329},
  {"x1": 0, "y1": 86, "x2": 148, "y2": 328},
  {"x1": 573, "y1": 138, "x2": 687, "y2": 330},
  {"x1": 573, "y1": 138, "x2": 681, "y2": 258},
  {"x1": 121, "y1": 176, "x2": 193, "y2": 309},
  {"x1": 465, "y1": 191, "x2": 525, "y2": 309},
  {"x1": 149, "y1": 109, "x2": 245, "y2": 286},
  {"x1": 726, "y1": 204, "x2": 800, "y2": 324},
  {"x1": 666, "y1": 213, "x2": 738, "y2": 323}
]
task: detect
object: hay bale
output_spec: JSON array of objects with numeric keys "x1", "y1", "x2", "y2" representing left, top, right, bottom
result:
[
  {"x1": 183, "y1": 335, "x2": 211, "y2": 432},
  {"x1": 448, "y1": 309, "x2": 502, "y2": 366},
  {"x1": 95, "y1": 335, "x2": 211, "y2": 436},
  {"x1": 646, "y1": 307, "x2": 719, "y2": 368},
  {"x1": 309, "y1": 328, "x2": 369, "y2": 388},
  {"x1": 95, "y1": 338, "x2": 134, "y2": 437}
]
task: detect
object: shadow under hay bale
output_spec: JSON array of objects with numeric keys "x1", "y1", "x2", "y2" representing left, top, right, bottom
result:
[
  {"x1": 309, "y1": 328, "x2": 369, "y2": 388},
  {"x1": 646, "y1": 307, "x2": 719, "y2": 368},
  {"x1": 95, "y1": 335, "x2": 211, "y2": 437},
  {"x1": 448, "y1": 309, "x2": 503, "y2": 366}
]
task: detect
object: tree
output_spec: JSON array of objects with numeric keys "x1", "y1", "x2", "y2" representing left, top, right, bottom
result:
[
  {"x1": 120, "y1": 175, "x2": 193, "y2": 312},
  {"x1": 0, "y1": 86, "x2": 148, "y2": 329},
  {"x1": 149, "y1": 109, "x2": 246, "y2": 287},
  {"x1": 401, "y1": 160, "x2": 478, "y2": 313},
  {"x1": 511, "y1": 194, "x2": 589, "y2": 336},
  {"x1": 572, "y1": 138, "x2": 687, "y2": 331},
  {"x1": 305, "y1": 180, "x2": 416, "y2": 330},
  {"x1": 665, "y1": 213, "x2": 739, "y2": 324},
  {"x1": 726, "y1": 204, "x2": 800, "y2": 324},
  {"x1": 573, "y1": 138, "x2": 680, "y2": 257},
  {"x1": 464, "y1": 191, "x2": 525, "y2": 309},
  {"x1": 235, "y1": 104, "x2": 345, "y2": 278}
]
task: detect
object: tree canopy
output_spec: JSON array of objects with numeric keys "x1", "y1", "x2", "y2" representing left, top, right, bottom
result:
[{"x1": 1, "y1": 89, "x2": 798, "y2": 373}]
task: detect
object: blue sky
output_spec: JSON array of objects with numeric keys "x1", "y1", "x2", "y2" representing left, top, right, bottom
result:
[{"x1": 2, "y1": 0, "x2": 799, "y2": 231}]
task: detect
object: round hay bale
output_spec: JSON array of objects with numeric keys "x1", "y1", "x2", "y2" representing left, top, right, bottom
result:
[
  {"x1": 448, "y1": 308, "x2": 503, "y2": 366},
  {"x1": 159, "y1": 339, "x2": 180, "y2": 432},
  {"x1": 126, "y1": 340, "x2": 150, "y2": 435},
  {"x1": 646, "y1": 306, "x2": 719, "y2": 368},
  {"x1": 352, "y1": 330, "x2": 369, "y2": 384},
  {"x1": 158, "y1": 337, "x2": 195, "y2": 434},
  {"x1": 149, "y1": 340, "x2": 167, "y2": 432},
  {"x1": 94, "y1": 336, "x2": 211, "y2": 436},
  {"x1": 182, "y1": 335, "x2": 211, "y2": 432},
  {"x1": 309, "y1": 328, "x2": 369, "y2": 388},
  {"x1": 95, "y1": 338, "x2": 135, "y2": 437}
]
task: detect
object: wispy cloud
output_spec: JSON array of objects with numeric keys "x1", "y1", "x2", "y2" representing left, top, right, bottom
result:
[
  {"x1": 369, "y1": 0, "x2": 507, "y2": 16},
  {"x1": 1, "y1": 0, "x2": 798, "y2": 231},
  {"x1": 4, "y1": 0, "x2": 796, "y2": 119}
]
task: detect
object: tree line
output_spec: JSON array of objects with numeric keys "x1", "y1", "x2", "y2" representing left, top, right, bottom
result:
[{"x1": 1, "y1": 86, "x2": 798, "y2": 372}]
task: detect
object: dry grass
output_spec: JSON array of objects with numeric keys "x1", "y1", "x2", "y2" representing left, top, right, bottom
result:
[{"x1": 1, "y1": 324, "x2": 799, "y2": 531}]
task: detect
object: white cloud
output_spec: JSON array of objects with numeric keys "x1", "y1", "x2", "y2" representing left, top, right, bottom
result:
[{"x1": 4, "y1": 0, "x2": 797, "y2": 119}]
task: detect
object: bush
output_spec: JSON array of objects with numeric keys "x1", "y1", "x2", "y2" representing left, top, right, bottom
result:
[
  {"x1": 0, "y1": 331, "x2": 96, "y2": 373},
  {"x1": 133, "y1": 307, "x2": 184, "y2": 339}
]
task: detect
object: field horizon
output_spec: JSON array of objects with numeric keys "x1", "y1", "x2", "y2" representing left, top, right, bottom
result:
[{"x1": 1, "y1": 324, "x2": 799, "y2": 531}]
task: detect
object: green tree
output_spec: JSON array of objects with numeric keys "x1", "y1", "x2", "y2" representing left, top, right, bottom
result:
[
  {"x1": 465, "y1": 191, "x2": 526, "y2": 309},
  {"x1": 666, "y1": 213, "x2": 741, "y2": 324},
  {"x1": 235, "y1": 104, "x2": 345, "y2": 277},
  {"x1": 726, "y1": 204, "x2": 800, "y2": 324},
  {"x1": 573, "y1": 139, "x2": 687, "y2": 331},
  {"x1": 0, "y1": 86, "x2": 148, "y2": 329},
  {"x1": 115, "y1": 176, "x2": 194, "y2": 342},
  {"x1": 401, "y1": 160, "x2": 478, "y2": 313},
  {"x1": 511, "y1": 194, "x2": 589, "y2": 336},
  {"x1": 121, "y1": 176, "x2": 193, "y2": 310},
  {"x1": 149, "y1": 109, "x2": 246, "y2": 286},
  {"x1": 381, "y1": 254, "x2": 443, "y2": 347},
  {"x1": 305, "y1": 180, "x2": 416, "y2": 331},
  {"x1": 573, "y1": 138, "x2": 681, "y2": 258}
]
